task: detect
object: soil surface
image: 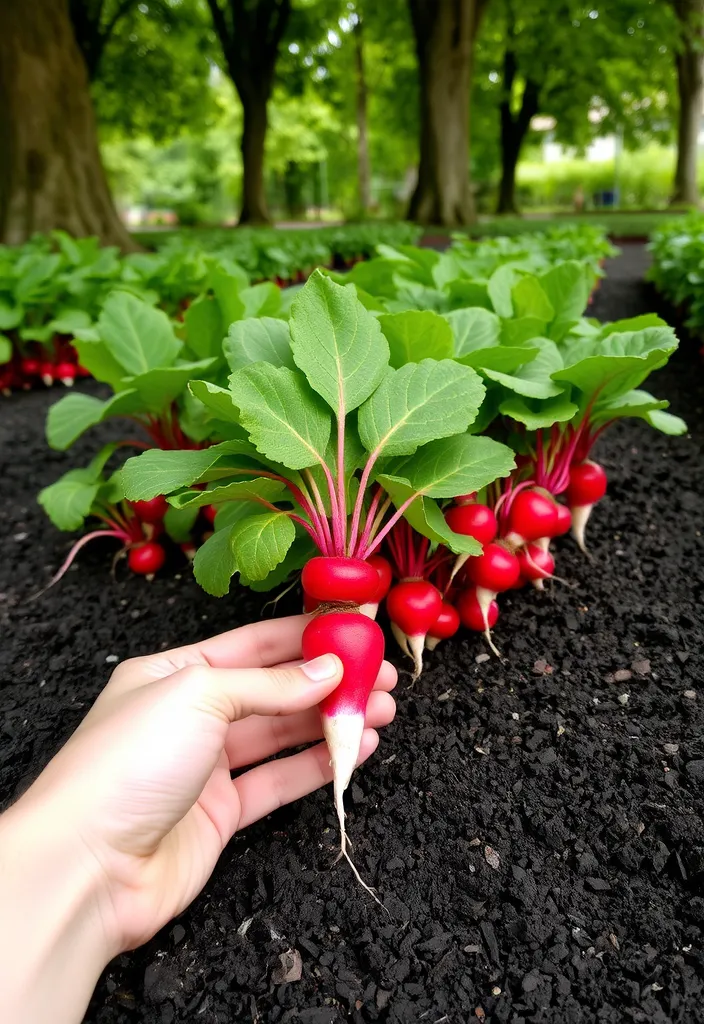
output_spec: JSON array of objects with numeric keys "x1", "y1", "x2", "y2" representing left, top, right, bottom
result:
[{"x1": 1, "y1": 244, "x2": 703, "y2": 1024}]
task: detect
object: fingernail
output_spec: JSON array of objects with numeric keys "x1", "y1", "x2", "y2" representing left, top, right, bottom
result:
[{"x1": 301, "y1": 654, "x2": 340, "y2": 682}]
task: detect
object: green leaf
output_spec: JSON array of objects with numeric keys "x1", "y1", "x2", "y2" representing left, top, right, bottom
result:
[
  {"x1": 385, "y1": 433, "x2": 515, "y2": 498},
  {"x1": 38, "y1": 470, "x2": 100, "y2": 532},
  {"x1": 445, "y1": 307, "x2": 501, "y2": 357},
  {"x1": 499, "y1": 393, "x2": 580, "y2": 429},
  {"x1": 511, "y1": 276, "x2": 555, "y2": 322},
  {"x1": 500, "y1": 316, "x2": 546, "y2": 346},
  {"x1": 120, "y1": 440, "x2": 262, "y2": 500},
  {"x1": 189, "y1": 380, "x2": 240, "y2": 422},
  {"x1": 232, "y1": 511, "x2": 296, "y2": 581},
  {"x1": 0, "y1": 334, "x2": 11, "y2": 364},
  {"x1": 49, "y1": 309, "x2": 92, "y2": 334},
  {"x1": 46, "y1": 390, "x2": 143, "y2": 450},
  {"x1": 124, "y1": 359, "x2": 217, "y2": 412},
  {"x1": 72, "y1": 337, "x2": 127, "y2": 388},
  {"x1": 209, "y1": 264, "x2": 247, "y2": 327},
  {"x1": 538, "y1": 262, "x2": 590, "y2": 340},
  {"x1": 487, "y1": 265, "x2": 520, "y2": 317},
  {"x1": 98, "y1": 291, "x2": 181, "y2": 374},
  {"x1": 592, "y1": 388, "x2": 669, "y2": 424},
  {"x1": 378, "y1": 310, "x2": 453, "y2": 368},
  {"x1": 241, "y1": 282, "x2": 282, "y2": 318},
  {"x1": 193, "y1": 518, "x2": 243, "y2": 597},
  {"x1": 358, "y1": 359, "x2": 485, "y2": 457},
  {"x1": 375, "y1": 475, "x2": 481, "y2": 555},
  {"x1": 168, "y1": 477, "x2": 287, "y2": 510},
  {"x1": 458, "y1": 345, "x2": 540, "y2": 373},
  {"x1": 163, "y1": 504, "x2": 200, "y2": 543},
  {"x1": 228, "y1": 363, "x2": 332, "y2": 470},
  {"x1": 482, "y1": 338, "x2": 566, "y2": 399},
  {"x1": 599, "y1": 314, "x2": 667, "y2": 336},
  {"x1": 0, "y1": 300, "x2": 22, "y2": 330},
  {"x1": 290, "y1": 271, "x2": 389, "y2": 414},
  {"x1": 246, "y1": 535, "x2": 315, "y2": 592},
  {"x1": 646, "y1": 409, "x2": 687, "y2": 435},
  {"x1": 446, "y1": 280, "x2": 492, "y2": 311},
  {"x1": 224, "y1": 317, "x2": 294, "y2": 373},
  {"x1": 553, "y1": 327, "x2": 678, "y2": 399},
  {"x1": 183, "y1": 296, "x2": 224, "y2": 360}
]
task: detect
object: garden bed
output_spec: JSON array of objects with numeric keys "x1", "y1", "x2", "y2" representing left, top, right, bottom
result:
[{"x1": 1, "y1": 244, "x2": 703, "y2": 1024}]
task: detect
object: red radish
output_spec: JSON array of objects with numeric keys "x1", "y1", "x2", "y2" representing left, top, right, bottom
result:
[
  {"x1": 386, "y1": 579, "x2": 442, "y2": 678},
  {"x1": 303, "y1": 592, "x2": 320, "y2": 614},
  {"x1": 56, "y1": 361, "x2": 76, "y2": 386},
  {"x1": 202, "y1": 503, "x2": 218, "y2": 525},
  {"x1": 359, "y1": 554, "x2": 392, "y2": 619},
  {"x1": 131, "y1": 495, "x2": 169, "y2": 524},
  {"x1": 128, "y1": 542, "x2": 166, "y2": 575},
  {"x1": 21, "y1": 357, "x2": 41, "y2": 377},
  {"x1": 554, "y1": 503, "x2": 572, "y2": 535},
  {"x1": 302, "y1": 610, "x2": 384, "y2": 893},
  {"x1": 466, "y1": 542, "x2": 520, "y2": 592},
  {"x1": 566, "y1": 461, "x2": 607, "y2": 553},
  {"x1": 445, "y1": 502, "x2": 498, "y2": 582},
  {"x1": 505, "y1": 488, "x2": 558, "y2": 547},
  {"x1": 457, "y1": 586, "x2": 499, "y2": 632},
  {"x1": 40, "y1": 361, "x2": 55, "y2": 387},
  {"x1": 465, "y1": 542, "x2": 519, "y2": 656},
  {"x1": 518, "y1": 544, "x2": 555, "y2": 590},
  {"x1": 76, "y1": 364, "x2": 91, "y2": 378},
  {"x1": 426, "y1": 602, "x2": 460, "y2": 651},
  {"x1": 302, "y1": 556, "x2": 379, "y2": 606}
]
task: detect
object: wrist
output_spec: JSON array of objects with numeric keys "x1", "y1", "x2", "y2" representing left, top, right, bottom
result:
[{"x1": 0, "y1": 796, "x2": 119, "y2": 1024}]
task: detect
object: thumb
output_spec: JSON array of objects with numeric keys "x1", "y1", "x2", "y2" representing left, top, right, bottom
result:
[{"x1": 170, "y1": 653, "x2": 344, "y2": 724}]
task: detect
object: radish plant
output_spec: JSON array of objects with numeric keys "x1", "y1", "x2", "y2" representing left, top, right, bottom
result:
[{"x1": 120, "y1": 271, "x2": 515, "y2": 884}]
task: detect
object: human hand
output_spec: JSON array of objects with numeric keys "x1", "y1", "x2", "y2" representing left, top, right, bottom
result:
[{"x1": 1, "y1": 615, "x2": 396, "y2": 969}]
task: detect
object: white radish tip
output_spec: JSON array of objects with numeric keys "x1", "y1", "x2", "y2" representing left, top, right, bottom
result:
[
  {"x1": 425, "y1": 635, "x2": 441, "y2": 652},
  {"x1": 390, "y1": 621, "x2": 410, "y2": 657},
  {"x1": 570, "y1": 503, "x2": 593, "y2": 555},
  {"x1": 449, "y1": 552, "x2": 470, "y2": 586},
  {"x1": 358, "y1": 601, "x2": 379, "y2": 620},
  {"x1": 532, "y1": 578, "x2": 545, "y2": 591},
  {"x1": 535, "y1": 536, "x2": 551, "y2": 554},
  {"x1": 476, "y1": 586, "x2": 502, "y2": 659},
  {"x1": 322, "y1": 713, "x2": 386, "y2": 909},
  {"x1": 61, "y1": 377, "x2": 74, "y2": 387},
  {"x1": 408, "y1": 633, "x2": 426, "y2": 680}
]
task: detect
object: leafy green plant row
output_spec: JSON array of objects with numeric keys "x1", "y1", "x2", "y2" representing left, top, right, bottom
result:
[{"x1": 647, "y1": 212, "x2": 704, "y2": 334}]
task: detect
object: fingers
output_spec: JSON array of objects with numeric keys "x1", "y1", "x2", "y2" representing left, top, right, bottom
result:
[
  {"x1": 233, "y1": 729, "x2": 380, "y2": 831},
  {"x1": 226, "y1": 689, "x2": 396, "y2": 769},
  {"x1": 165, "y1": 655, "x2": 344, "y2": 725},
  {"x1": 104, "y1": 616, "x2": 310, "y2": 699}
]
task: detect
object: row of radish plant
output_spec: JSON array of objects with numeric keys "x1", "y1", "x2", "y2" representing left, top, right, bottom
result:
[
  {"x1": 0, "y1": 223, "x2": 421, "y2": 393},
  {"x1": 36, "y1": 244, "x2": 684, "y2": 885},
  {"x1": 647, "y1": 212, "x2": 704, "y2": 337}
]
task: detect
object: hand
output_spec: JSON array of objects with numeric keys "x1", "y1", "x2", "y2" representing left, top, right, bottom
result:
[{"x1": 0, "y1": 615, "x2": 396, "y2": 1024}]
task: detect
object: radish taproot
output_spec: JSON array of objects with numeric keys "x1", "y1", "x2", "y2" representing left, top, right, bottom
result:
[
  {"x1": 302, "y1": 610, "x2": 385, "y2": 895},
  {"x1": 566, "y1": 460, "x2": 607, "y2": 552},
  {"x1": 518, "y1": 544, "x2": 556, "y2": 590},
  {"x1": 386, "y1": 579, "x2": 442, "y2": 678}
]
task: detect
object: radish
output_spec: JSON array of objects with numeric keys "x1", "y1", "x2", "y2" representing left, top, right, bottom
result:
[
  {"x1": 505, "y1": 488, "x2": 558, "y2": 547},
  {"x1": 21, "y1": 357, "x2": 41, "y2": 378},
  {"x1": 457, "y1": 586, "x2": 499, "y2": 632},
  {"x1": 518, "y1": 543, "x2": 555, "y2": 590},
  {"x1": 302, "y1": 610, "x2": 384, "y2": 893},
  {"x1": 444, "y1": 501, "x2": 498, "y2": 582},
  {"x1": 386, "y1": 579, "x2": 442, "y2": 678},
  {"x1": 465, "y1": 542, "x2": 520, "y2": 655},
  {"x1": 566, "y1": 460, "x2": 607, "y2": 553},
  {"x1": 359, "y1": 553, "x2": 392, "y2": 619},
  {"x1": 180, "y1": 541, "x2": 196, "y2": 562},
  {"x1": 131, "y1": 495, "x2": 169, "y2": 524},
  {"x1": 426, "y1": 602, "x2": 460, "y2": 651},
  {"x1": 535, "y1": 502, "x2": 572, "y2": 553},
  {"x1": 202, "y1": 503, "x2": 218, "y2": 526},
  {"x1": 56, "y1": 361, "x2": 76, "y2": 386},
  {"x1": 302, "y1": 556, "x2": 380, "y2": 606},
  {"x1": 128, "y1": 541, "x2": 166, "y2": 575},
  {"x1": 40, "y1": 361, "x2": 55, "y2": 387}
]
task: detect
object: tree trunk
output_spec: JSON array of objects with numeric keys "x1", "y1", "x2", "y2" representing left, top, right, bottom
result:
[
  {"x1": 353, "y1": 18, "x2": 372, "y2": 215},
  {"x1": 496, "y1": 55, "x2": 540, "y2": 215},
  {"x1": 671, "y1": 0, "x2": 704, "y2": 206},
  {"x1": 239, "y1": 90, "x2": 271, "y2": 225},
  {"x1": 0, "y1": 0, "x2": 137, "y2": 250},
  {"x1": 407, "y1": 0, "x2": 487, "y2": 227}
]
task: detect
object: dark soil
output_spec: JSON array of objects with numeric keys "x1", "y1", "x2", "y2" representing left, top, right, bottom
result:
[{"x1": 2, "y1": 244, "x2": 704, "y2": 1024}]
